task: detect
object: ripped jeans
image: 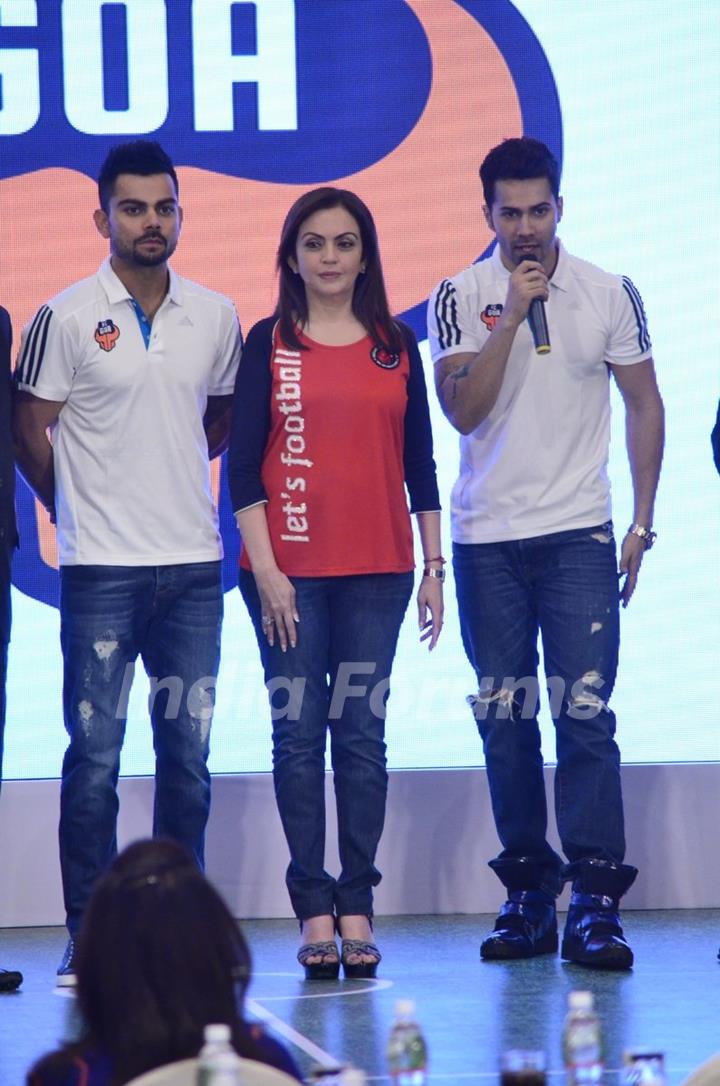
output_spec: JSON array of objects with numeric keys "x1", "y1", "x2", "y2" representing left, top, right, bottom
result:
[
  {"x1": 453, "y1": 523, "x2": 625, "y2": 880},
  {"x1": 59, "y1": 562, "x2": 222, "y2": 935}
]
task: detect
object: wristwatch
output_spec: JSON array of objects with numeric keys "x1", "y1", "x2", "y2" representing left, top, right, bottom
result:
[
  {"x1": 628, "y1": 523, "x2": 657, "y2": 550},
  {"x1": 423, "y1": 567, "x2": 446, "y2": 581}
]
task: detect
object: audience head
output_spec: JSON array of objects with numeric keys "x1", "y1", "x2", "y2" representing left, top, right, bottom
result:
[{"x1": 74, "y1": 838, "x2": 251, "y2": 1082}]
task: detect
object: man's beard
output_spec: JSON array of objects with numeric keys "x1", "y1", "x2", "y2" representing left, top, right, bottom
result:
[
  {"x1": 113, "y1": 234, "x2": 176, "y2": 267},
  {"x1": 133, "y1": 243, "x2": 168, "y2": 267}
]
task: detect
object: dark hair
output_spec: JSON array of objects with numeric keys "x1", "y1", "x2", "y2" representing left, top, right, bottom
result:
[
  {"x1": 275, "y1": 186, "x2": 402, "y2": 354},
  {"x1": 30, "y1": 840, "x2": 267, "y2": 1085},
  {"x1": 479, "y1": 137, "x2": 560, "y2": 208},
  {"x1": 97, "y1": 140, "x2": 179, "y2": 212}
]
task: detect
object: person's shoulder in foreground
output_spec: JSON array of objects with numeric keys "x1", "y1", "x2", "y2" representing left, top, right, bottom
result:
[
  {"x1": 248, "y1": 1023, "x2": 304, "y2": 1080},
  {"x1": 27, "y1": 1045, "x2": 111, "y2": 1086},
  {"x1": 27, "y1": 1032, "x2": 302, "y2": 1085}
]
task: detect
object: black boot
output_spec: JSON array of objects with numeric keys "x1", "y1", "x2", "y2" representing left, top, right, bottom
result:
[
  {"x1": 561, "y1": 859, "x2": 637, "y2": 971},
  {"x1": 481, "y1": 858, "x2": 562, "y2": 961}
]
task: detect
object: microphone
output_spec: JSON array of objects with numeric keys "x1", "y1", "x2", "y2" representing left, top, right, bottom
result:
[{"x1": 527, "y1": 297, "x2": 551, "y2": 355}]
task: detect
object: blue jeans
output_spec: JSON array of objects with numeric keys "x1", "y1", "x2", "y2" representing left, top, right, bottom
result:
[
  {"x1": 59, "y1": 562, "x2": 223, "y2": 935},
  {"x1": 453, "y1": 523, "x2": 625, "y2": 884},
  {"x1": 239, "y1": 568, "x2": 413, "y2": 920}
]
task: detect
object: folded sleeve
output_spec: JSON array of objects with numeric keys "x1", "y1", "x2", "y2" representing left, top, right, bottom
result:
[
  {"x1": 427, "y1": 275, "x2": 483, "y2": 362},
  {"x1": 208, "y1": 302, "x2": 243, "y2": 395},
  {"x1": 605, "y1": 276, "x2": 653, "y2": 366},
  {"x1": 15, "y1": 304, "x2": 74, "y2": 402}
]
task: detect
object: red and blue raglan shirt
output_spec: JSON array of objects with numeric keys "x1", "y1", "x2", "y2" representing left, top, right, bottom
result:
[{"x1": 228, "y1": 317, "x2": 440, "y2": 576}]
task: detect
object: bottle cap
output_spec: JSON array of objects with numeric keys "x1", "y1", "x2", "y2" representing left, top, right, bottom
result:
[
  {"x1": 340, "y1": 1069, "x2": 368, "y2": 1085},
  {"x1": 395, "y1": 999, "x2": 416, "y2": 1018},
  {"x1": 623, "y1": 1050, "x2": 665, "y2": 1062},
  {"x1": 568, "y1": 990, "x2": 594, "y2": 1011},
  {"x1": 308, "y1": 1066, "x2": 345, "y2": 1083},
  {"x1": 204, "y1": 1022, "x2": 232, "y2": 1042}
]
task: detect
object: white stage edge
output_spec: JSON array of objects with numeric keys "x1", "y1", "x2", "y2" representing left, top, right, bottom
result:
[{"x1": 1, "y1": 763, "x2": 718, "y2": 928}]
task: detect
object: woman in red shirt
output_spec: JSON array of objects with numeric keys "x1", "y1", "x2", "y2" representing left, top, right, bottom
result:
[{"x1": 228, "y1": 188, "x2": 442, "y2": 979}]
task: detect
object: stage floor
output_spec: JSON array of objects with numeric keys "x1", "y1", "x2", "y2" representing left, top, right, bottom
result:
[{"x1": 1, "y1": 911, "x2": 718, "y2": 1084}]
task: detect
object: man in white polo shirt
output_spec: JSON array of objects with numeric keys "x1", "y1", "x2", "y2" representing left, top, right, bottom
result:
[
  {"x1": 428, "y1": 137, "x2": 664, "y2": 969},
  {"x1": 13, "y1": 141, "x2": 241, "y2": 983}
]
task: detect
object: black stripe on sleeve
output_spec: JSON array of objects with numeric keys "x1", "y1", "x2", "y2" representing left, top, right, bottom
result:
[
  {"x1": 17, "y1": 306, "x2": 53, "y2": 387},
  {"x1": 622, "y1": 277, "x2": 651, "y2": 353},
  {"x1": 435, "y1": 279, "x2": 461, "y2": 350},
  {"x1": 16, "y1": 307, "x2": 46, "y2": 384},
  {"x1": 29, "y1": 307, "x2": 54, "y2": 387}
]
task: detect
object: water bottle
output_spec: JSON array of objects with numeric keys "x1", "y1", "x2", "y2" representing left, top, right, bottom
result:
[
  {"x1": 562, "y1": 991, "x2": 603, "y2": 1085},
  {"x1": 197, "y1": 1022, "x2": 243, "y2": 1086},
  {"x1": 386, "y1": 999, "x2": 428, "y2": 1085}
]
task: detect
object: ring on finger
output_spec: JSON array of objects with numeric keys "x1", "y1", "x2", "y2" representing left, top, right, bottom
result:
[{"x1": 261, "y1": 616, "x2": 273, "y2": 628}]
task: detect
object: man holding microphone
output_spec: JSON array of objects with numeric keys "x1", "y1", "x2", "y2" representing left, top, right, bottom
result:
[{"x1": 428, "y1": 137, "x2": 664, "y2": 969}]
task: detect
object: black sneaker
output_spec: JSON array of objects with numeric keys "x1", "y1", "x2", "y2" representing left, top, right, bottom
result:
[
  {"x1": 0, "y1": 967, "x2": 23, "y2": 992},
  {"x1": 56, "y1": 938, "x2": 77, "y2": 987},
  {"x1": 561, "y1": 892, "x2": 633, "y2": 970},
  {"x1": 480, "y1": 890, "x2": 558, "y2": 960}
]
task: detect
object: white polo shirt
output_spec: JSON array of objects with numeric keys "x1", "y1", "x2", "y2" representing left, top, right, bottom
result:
[
  {"x1": 16, "y1": 259, "x2": 241, "y2": 566},
  {"x1": 427, "y1": 242, "x2": 652, "y2": 543}
]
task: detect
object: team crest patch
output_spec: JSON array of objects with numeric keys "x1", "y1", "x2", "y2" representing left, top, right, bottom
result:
[
  {"x1": 481, "y1": 303, "x2": 503, "y2": 332},
  {"x1": 94, "y1": 319, "x2": 120, "y2": 352},
  {"x1": 370, "y1": 345, "x2": 400, "y2": 369}
]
